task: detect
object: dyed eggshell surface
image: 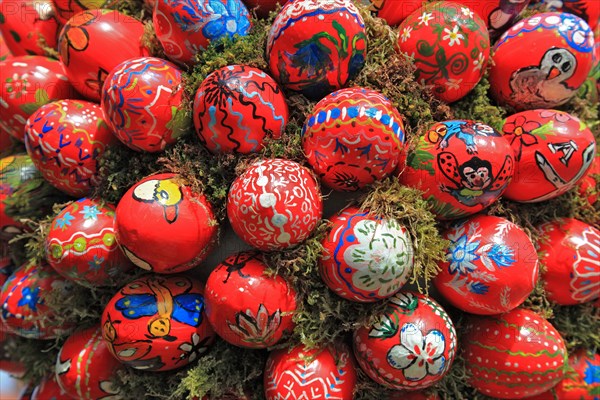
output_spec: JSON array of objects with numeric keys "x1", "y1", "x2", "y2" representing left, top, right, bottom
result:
[
  {"x1": 0, "y1": 0, "x2": 59, "y2": 56},
  {"x1": 31, "y1": 375, "x2": 69, "y2": 400},
  {"x1": 454, "y1": 0, "x2": 531, "y2": 37},
  {"x1": 53, "y1": 0, "x2": 109, "y2": 24}
]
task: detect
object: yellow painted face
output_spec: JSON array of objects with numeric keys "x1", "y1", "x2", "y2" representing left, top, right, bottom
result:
[
  {"x1": 132, "y1": 178, "x2": 184, "y2": 223},
  {"x1": 154, "y1": 179, "x2": 182, "y2": 207}
]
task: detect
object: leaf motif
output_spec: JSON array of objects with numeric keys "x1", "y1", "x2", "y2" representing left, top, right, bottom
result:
[
  {"x1": 369, "y1": 315, "x2": 398, "y2": 339},
  {"x1": 34, "y1": 88, "x2": 49, "y2": 106},
  {"x1": 479, "y1": 255, "x2": 494, "y2": 271},
  {"x1": 407, "y1": 149, "x2": 436, "y2": 175},
  {"x1": 19, "y1": 103, "x2": 40, "y2": 115},
  {"x1": 530, "y1": 121, "x2": 556, "y2": 140},
  {"x1": 332, "y1": 20, "x2": 348, "y2": 57}
]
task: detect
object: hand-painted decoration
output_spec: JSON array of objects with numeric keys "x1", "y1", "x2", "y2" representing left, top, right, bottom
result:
[
  {"x1": 399, "y1": 120, "x2": 514, "y2": 219},
  {"x1": 0, "y1": 56, "x2": 75, "y2": 141},
  {"x1": 58, "y1": 9, "x2": 149, "y2": 101},
  {"x1": 46, "y1": 198, "x2": 133, "y2": 287},
  {"x1": 31, "y1": 375, "x2": 69, "y2": 400},
  {"x1": 434, "y1": 215, "x2": 538, "y2": 315},
  {"x1": 266, "y1": 0, "x2": 367, "y2": 99},
  {"x1": 56, "y1": 325, "x2": 123, "y2": 400},
  {"x1": 101, "y1": 275, "x2": 215, "y2": 371},
  {"x1": 102, "y1": 56, "x2": 190, "y2": 152},
  {"x1": 0, "y1": 262, "x2": 73, "y2": 339},
  {"x1": 193, "y1": 65, "x2": 288, "y2": 154},
  {"x1": 227, "y1": 159, "x2": 323, "y2": 251},
  {"x1": 264, "y1": 343, "x2": 357, "y2": 399},
  {"x1": 536, "y1": 218, "x2": 600, "y2": 305},
  {"x1": 463, "y1": 308, "x2": 568, "y2": 399},
  {"x1": 353, "y1": 292, "x2": 457, "y2": 390},
  {"x1": 0, "y1": 32, "x2": 13, "y2": 61},
  {"x1": 24, "y1": 100, "x2": 116, "y2": 197},
  {"x1": 362, "y1": 0, "x2": 420, "y2": 27},
  {"x1": 454, "y1": 0, "x2": 531, "y2": 38},
  {"x1": 490, "y1": 12, "x2": 595, "y2": 110},
  {"x1": 320, "y1": 206, "x2": 414, "y2": 302},
  {"x1": 53, "y1": 0, "x2": 109, "y2": 24},
  {"x1": 397, "y1": 1, "x2": 490, "y2": 103},
  {"x1": 538, "y1": 0, "x2": 599, "y2": 32},
  {"x1": 204, "y1": 252, "x2": 296, "y2": 348},
  {"x1": 501, "y1": 109, "x2": 597, "y2": 202},
  {"x1": 302, "y1": 87, "x2": 406, "y2": 191},
  {"x1": 116, "y1": 173, "x2": 219, "y2": 274},
  {"x1": 0, "y1": 0, "x2": 59, "y2": 56},
  {"x1": 154, "y1": 0, "x2": 251, "y2": 66}
]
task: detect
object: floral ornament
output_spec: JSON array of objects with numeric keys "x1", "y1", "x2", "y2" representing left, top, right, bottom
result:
[
  {"x1": 4, "y1": 73, "x2": 31, "y2": 99},
  {"x1": 418, "y1": 12, "x2": 433, "y2": 26},
  {"x1": 59, "y1": 11, "x2": 97, "y2": 66},
  {"x1": 55, "y1": 212, "x2": 75, "y2": 230},
  {"x1": 18, "y1": 286, "x2": 41, "y2": 311},
  {"x1": 480, "y1": 243, "x2": 516, "y2": 269},
  {"x1": 88, "y1": 255, "x2": 104, "y2": 271},
  {"x1": 473, "y1": 52, "x2": 486, "y2": 72},
  {"x1": 539, "y1": 110, "x2": 575, "y2": 123},
  {"x1": 401, "y1": 26, "x2": 413, "y2": 42},
  {"x1": 202, "y1": 0, "x2": 251, "y2": 41},
  {"x1": 389, "y1": 292, "x2": 419, "y2": 314},
  {"x1": 446, "y1": 226, "x2": 480, "y2": 275},
  {"x1": 583, "y1": 359, "x2": 599, "y2": 386},
  {"x1": 387, "y1": 323, "x2": 446, "y2": 381},
  {"x1": 227, "y1": 304, "x2": 282, "y2": 345},
  {"x1": 369, "y1": 314, "x2": 398, "y2": 339},
  {"x1": 461, "y1": 7, "x2": 474, "y2": 18},
  {"x1": 98, "y1": 380, "x2": 122, "y2": 400},
  {"x1": 444, "y1": 78, "x2": 462, "y2": 90},
  {"x1": 80, "y1": 204, "x2": 102, "y2": 220},
  {"x1": 176, "y1": 333, "x2": 210, "y2": 364},
  {"x1": 442, "y1": 25, "x2": 464, "y2": 47},
  {"x1": 503, "y1": 115, "x2": 540, "y2": 161}
]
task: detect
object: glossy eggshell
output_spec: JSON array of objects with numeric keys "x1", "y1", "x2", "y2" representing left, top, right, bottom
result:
[
  {"x1": 434, "y1": 215, "x2": 538, "y2": 314},
  {"x1": 31, "y1": 375, "x2": 69, "y2": 400},
  {"x1": 399, "y1": 120, "x2": 514, "y2": 220},
  {"x1": 539, "y1": 0, "x2": 600, "y2": 32},
  {"x1": 53, "y1": 0, "x2": 109, "y2": 24},
  {"x1": 490, "y1": 12, "x2": 595, "y2": 110},
  {"x1": 116, "y1": 173, "x2": 219, "y2": 274},
  {"x1": 320, "y1": 206, "x2": 414, "y2": 302},
  {"x1": 302, "y1": 87, "x2": 406, "y2": 191},
  {"x1": 204, "y1": 252, "x2": 296, "y2": 348},
  {"x1": 24, "y1": 99, "x2": 116, "y2": 197},
  {"x1": 264, "y1": 343, "x2": 357, "y2": 399},
  {"x1": 0, "y1": 56, "x2": 76, "y2": 141},
  {"x1": 501, "y1": 109, "x2": 597, "y2": 202},
  {"x1": 0, "y1": 32, "x2": 13, "y2": 61},
  {"x1": 353, "y1": 292, "x2": 457, "y2": 390},
  {"x1": 101, "y1": 275, "x2": 216, "y2": 371},
  {"x1": 553, "y1": 349, "x2": 600, "y2": 399},
  {"x1": 454, "y1": 0, "x2": 531, "y2": 37},
  {"x1": 463, "y1": 308, "x2": 568, "y2": 399},
  {"x1": 227, "y1": 159, "x2": 323, "y2": 251},
  {"x1": 56, "y1": 325, "x2": 123, "y2": 399},
  {"x1": 153, "y1": 0, "x2": 251, "y2": 66},
  {"x1": 242, "y1": 0, "x2": 286, "y2": 17},
  {"x1": 397, "y1": 1, "x2": 490, "y2": 103},
  {"x1": 266, "y1": 0, "x2": 367, "y2": 99},
  {"x1": 0, "y1": 0, "x2": 59, "y2": 56},
  {"x1": 102, "y1": 56, "x2": 190, "y2": 152},
  {"x1": 364, "y1": 0, "x2": 421, "y2": 27},
  {"x1": 536, "y1": 218, "x2": 600, "y2": 305},
  {"x1": 46, "y1": 198, "x2": 133, "y2": 286},
  {"x1": 58, "y1": 9, "x2": 149, "y2": 101}
]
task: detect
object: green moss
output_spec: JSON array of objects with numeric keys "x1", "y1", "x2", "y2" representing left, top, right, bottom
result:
[
  {"x1": 111, "y1": 366, "x2": 188, "y2": 400},
  {"x1": 551, "y1": 302, "x2": 600, "y2": 353},
  {"x1": 106, "y1": 0, "x2": 150, "y2": 20},
  {"x1": 452, "y1": 74, "x2": 507, "y2": 131},
  {"x1": 0, "y1": 334, "x2": 61, "y2": 383},
  {"x1": 142, "y1": 20, "x2": 168, "y2": 59}
]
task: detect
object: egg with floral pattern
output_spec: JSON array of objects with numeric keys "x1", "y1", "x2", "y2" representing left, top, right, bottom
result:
[
  {"x1": 538, "y1": 0, "x2": 599, "y2": 32},
  {"x1": 0, "y1": 0, "x2": 59, "y2": 56},
  {"x1": 454, "y1": 0, "x2": 531, "y2": 38},
  {"x1": 363, "y1": 0, "x2": 420, "y2": 26},
  {"x1": 53, "y1": 0, "x2": 109, "y2": 24}
]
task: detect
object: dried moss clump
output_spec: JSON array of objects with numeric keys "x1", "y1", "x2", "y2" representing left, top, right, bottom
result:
[
  {"x1": 451, "y1": 74, "x2": 507, "y2": 131},
  {"x1": 551, "y1": 302, "x2": 600, "y2": 352},
  {"x1": 1, "y1": 335, "x2": 62, "y2": 383}
]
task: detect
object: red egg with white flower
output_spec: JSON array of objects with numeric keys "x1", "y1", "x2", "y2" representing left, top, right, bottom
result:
[
  {"x1": 0, "y1": 0, "x2": 59, "y2": 56},
  {"x1": 454, "y1": 0, "x2": 531, "y2": 38}
]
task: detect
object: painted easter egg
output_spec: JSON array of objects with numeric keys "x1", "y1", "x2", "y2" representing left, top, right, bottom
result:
[
  {"x1": 102, "y1": 56, "x2": 190, "y2": 152},
  {"x1": 0, "y1": 32, "x2": 12, "y2": 61},
  {"x1": 399, "y1": 120, "x2": 514, "y2": 220},
  {"x1": 227, "y1": 159, "x2": 323, "y2": 251},
  {"x1": 577, "y1": 154, "x2": 599, "y2": 209},
  {"x1": 242, "y1": 0, "x2": 285, "y2": 17},
  {"x1": 264, "y1": 343, "x2": 357, "y2": 399},
  {"x1": 31, "y1": 375, "x2": 69, "y2": 400},
  {"x1": 302, "y1": 87, "x2": 406, "y2": 191},
  {"x1": 434, "y1": 215, "x2": 538, "y2": 315},
  {"x1": 539, "y1": 0, "x2": 600, "y2": 32},
  {"x1": 0, "y1": 0, "x2": 59, "y2": 56},
  {"x1": 266, "y1": 0, "x2": 367, "y2": 99},
  {"x1": 0, "y1": 262, "x2": 72, "y2": 339},
  {"x1": 536, "y1": 218, "x2": 600, "y2": 305},
  {"x1": 116, "y1": 173, "x2": 219, "y2": 274},
  {"x1": 362, "y1": 0, "x2": 420, "y2": 27},
  {"x1": 501, "y1": 109, "x2": 596, "y2": 202},
  {"x1": 46, "y1": 198, "x2": 133, "y2": 287},
  {"x1": 56, "y1": 325, "x2": 123, "y2": 399},
  {"x1": 53, "y1": 0, "x2": 109, "y2": 24},
  {"x1": 101, "y1": 275, "x2": 216, "y2": 371},
  {"x1": 58, "y1": 9, "x2": 149, "y2": 101},
  {"x1": 463, "y1": 308, "x2": 568, "y2": 399},
  {"x1": 204, "y1": 252, "x2": 296, "y2": 348},
  {"x1": 353, "y1": 292, "x2": 457, "y2": 390},
  {"x1": 490, "y1": 12, "x2": 595, "y2": 110},
  {"x1": 319, "y1": 206, "x2": 414, "y2": 302},
  {"x1": 193, "y1": 65, "x2": 288, "y2": 154},
  {"x1": 454, "y1": 0, "x2": 531, "y2": 38},
  {"x1": 397, "y1": 1, "x2": 490, "y2": 103},
  {"x1": 153, "y1": 0, "x2": 251, "y2": 66},
  {"x1": 552, "y1": 349, "x2": 600, "y2": 399},
  {"x1": 24, "y1": 99, "x2": 116, "y2": 197},
  {"x1": 0, "y1": 56, "x2": 75, "y2": 141}
]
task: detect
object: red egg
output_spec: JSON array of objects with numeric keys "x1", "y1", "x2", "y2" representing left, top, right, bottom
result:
[
  {"x1": 0, "y1": 55, "x2": 75, "y2": 141},
  {"x1": 31, "y1": 375, "x2": 69, "y2": 400},
  {"x1": 242, "y1": 0, "x2": 285, "y2": 17},
  {"x1": 18, "y1": 385, "x2": 34, "y2": 400},
  {"x1": 57, "y1": 9, "x2": 149, "y2": 101},
  {"x1": 193, "y1": 65, "x2": 288, "y2": 154},
  {"x1": 46, "y1": 198, "x2": 132, "y2": 286},
  {"x1": 501, "y1": 109, "x2": 597, "y2": 202},
  {"x1": 463, "y1": 308, "x2": 568, "y2": 399},
  {"x1": 24, "y1": 99, "x2": 116, "y2": 197},
  {"x1": 553, "y1": 349, "x2": 599, "y2": 399},
  {"x1": 56, "y1": 325, "x2": 124, "y2": 399},
  {"x1": 353, "y1": 292, "x2": 457, "y2": 390},
  {"x1": 0, "y1": 256, "x2": 14, "y2": 288},
  {"x1": 264, "y1": 343, "x2": 357, "y2": 399},
  {"x1": 227, "y1": 159, "x2": 323, "y2": 251},
  {"x1": 102, "y1": 56, "x2": 190, "y2": 152},
  {"x1": 302, "y1": 87, "x2": 406, "y2": 191},
  {"x1": 490, "y1": 12, "x2": 595, "y2": 110},
  {"x1": 320, "y1": 206, "x2": 414, "y2": 302},
  {"x1": 266, "y1": 0, "x2": 367, "y2": 99},
  {"x1": 0, "y1": 33, "x2": 13, "y2": 61},
  {"x1": 454, "y1": 0, "x2": 530, "y2": 38},
  {"x1": 116, "y1": 173, "x2": 219, "y2": 274},
  {"x1": 364, "y1": 0, "x2": 421, "y2": 26},
  {"x1": 397, "y1": 1, "x2": 490, "y2": 103},
  {"x1": 53, "y1": 0, "x2": 109, "y2": 24},
  {"x1": 434, "y1": 215, "x2": 538, "y2": 314},
  {"x1": 536, "y1": 218, "x2": 600, "y2": 305},
  {"x1": 0, "y1": 0, "x2": 59, "y2": 56},
  {"x1": 577, "y1": 154, "x2": 599, "y2": 209},
  {"x1": 204, "y1": 252, "x2": 296, "y2": 348},
  {"x1": 101, "y1": 274, "x2": 216, "y2": 371},
  {"x1": 539, "y1": 0, "x2": 600, "y2": 32},
  {"x1": 399, "y1": 120, "x2": 514, "y2": 220}
]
